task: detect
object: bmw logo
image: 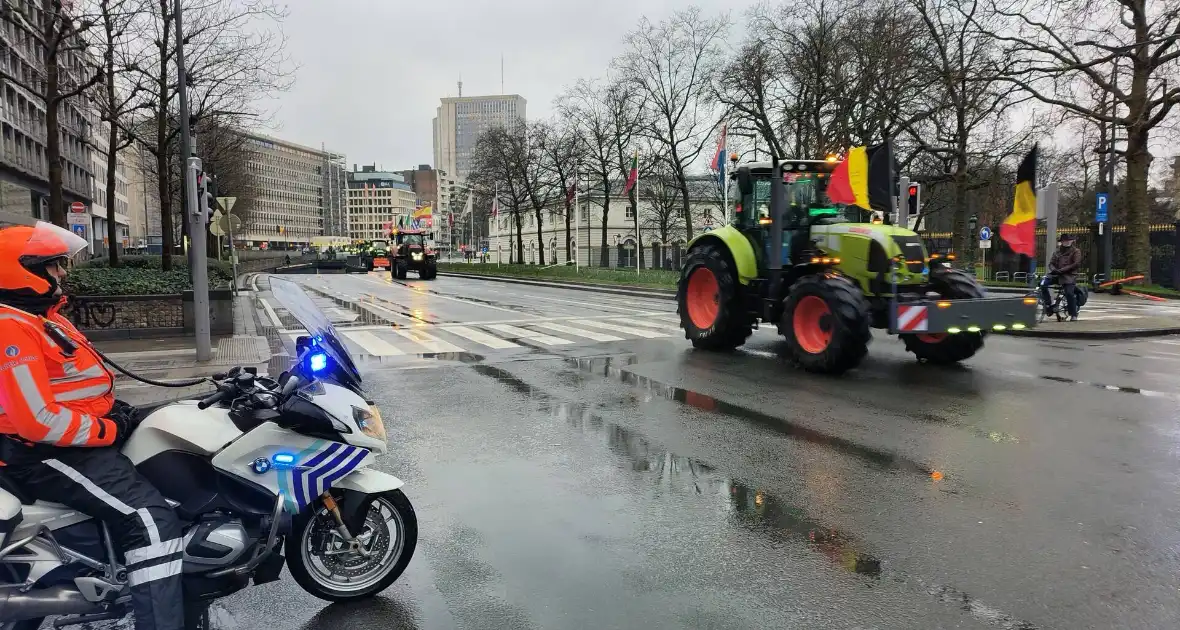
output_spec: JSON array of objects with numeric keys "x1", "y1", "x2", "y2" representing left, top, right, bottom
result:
[{"x1": 250, "y1": 457, "x2": 272, "y2": 474}]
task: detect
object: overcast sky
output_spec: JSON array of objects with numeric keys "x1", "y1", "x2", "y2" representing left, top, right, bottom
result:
[{"x1": 254, "y1": 0, "x2": 733, "y2": 170}]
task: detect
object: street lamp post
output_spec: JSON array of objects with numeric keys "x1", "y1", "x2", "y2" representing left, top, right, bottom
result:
[{"x1": 174, "y1": 0, "x2": 211, "y2": 362}]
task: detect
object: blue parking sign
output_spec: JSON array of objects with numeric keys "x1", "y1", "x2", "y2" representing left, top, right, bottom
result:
[
  {"x1": 71, "y1": 224, "x2": 86, "y2": 239},
  {"x1": 1096, "y1": 192, "x2": 1109, "y2": 223}
]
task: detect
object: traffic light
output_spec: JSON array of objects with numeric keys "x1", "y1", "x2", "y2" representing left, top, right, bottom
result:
[{"x1": 907, "y1": 183, "x2": 921, "y2": 218}]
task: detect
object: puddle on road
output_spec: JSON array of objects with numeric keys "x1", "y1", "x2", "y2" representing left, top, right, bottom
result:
[
  {"x1": 471, "y1": 362, "x2": 1039, "y2": 629},
  {"x1": 471, "y1": 363, "x2": 883, "y2": 578},
  {"x1": 389, "y1": 278, "x2": 546, "y2": 316},
  {"x1": 565, "y1": 356, "x2": 936, "y2": 477}
]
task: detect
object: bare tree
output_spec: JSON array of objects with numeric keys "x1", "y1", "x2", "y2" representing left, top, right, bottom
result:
[
  {"x1": 903, "y1": 0, "x2": 1034, "y2": 253},
  {"x1": 640, "y1": 160, "x2": 686, "y2": 248},
  {"x1": 562, "y1": 78, "x2": 645, "y2": 266},
  {"x1": 0, "y1": 1, "x2": 107, "y2": 226},
  {"x1": 979, "y1": 0, "x2": 1180, "y2": 279},
  {"x1": 617, "y1": 7, "x2": 729, "y2": 241},
  {"x1": 508, "y1": 120, "x2": 558, "y2": 265},
  {"x1": 536, "y1": 119, "x2": 585, "y2": 262},
  {"x1": 126, "y1": 0, "x2": 289, "y2": 269},
  {"x1": 470, "y1": 125, "x2": 530, "y2": 262},
  {"x1": 94, "y1": 0, "x2": 151, "y2": 264}
]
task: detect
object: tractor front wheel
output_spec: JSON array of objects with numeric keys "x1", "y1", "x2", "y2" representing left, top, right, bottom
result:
[
  {"x1": 676, "y1": 243, "x2": 752, "y2": 351},
  {"x1": 780, "y1": 274, "x2": 871, "y2": 374},
  {"x1": 901, "y1": 269, "x2": 986, "y2": 364}
]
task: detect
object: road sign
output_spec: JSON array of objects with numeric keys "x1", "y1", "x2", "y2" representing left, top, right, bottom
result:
[
  {"x1": 70, "y1": 224, "x2": 86, "y2": 240},
  {"x1": 1095, "y1": 192, "x2": 1109, "y2": 223},
  {"x1": 217, "y1": 197, "x2": 237, "y2": 213},
  {"x1": 979, "y1": 239, "x2": 992, "y2": 249},
  {"x1": 69, "y1": 201, "x2": 85, "y2": 214},
  {"x1": 979, "y1": 226, "x2": 992, "y2": 241}
]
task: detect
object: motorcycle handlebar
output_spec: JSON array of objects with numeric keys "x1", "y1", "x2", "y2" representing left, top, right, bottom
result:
[{"x1": 197, "y1": 387, "x2": 231, "y2": 410}]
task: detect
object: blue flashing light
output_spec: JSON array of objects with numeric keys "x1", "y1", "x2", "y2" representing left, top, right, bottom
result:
[
  {"x1": 308, "y1": 352, "x2": 328, "y2": 373},
  {"x1": 272, "y1": 453, "x2": 296, "y2": 467}
]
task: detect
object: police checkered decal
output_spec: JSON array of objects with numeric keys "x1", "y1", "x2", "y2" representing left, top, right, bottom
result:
[{"x1": 276, "y1": 441, "x2": 369, "y2": 513}]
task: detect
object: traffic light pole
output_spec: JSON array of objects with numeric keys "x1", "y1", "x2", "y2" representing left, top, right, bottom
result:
[{"x1": 175, "y1": 0, "x2": 212, "y2": 362}]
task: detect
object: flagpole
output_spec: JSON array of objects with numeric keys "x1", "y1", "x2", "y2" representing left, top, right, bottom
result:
[
  {"x1": 574, "y1": 167, "x2": 580, "y2": 272},
  {"x1": 634, "y1": 151, "x2": 640, "y2": 277},
  {"x1": 722, "y1": 130, "x2": 729, "y2": 224}
]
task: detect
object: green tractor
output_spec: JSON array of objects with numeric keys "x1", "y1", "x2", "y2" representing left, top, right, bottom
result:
[{"x1": 676, "y1": 157, "x2": 1038, "y2": 374}]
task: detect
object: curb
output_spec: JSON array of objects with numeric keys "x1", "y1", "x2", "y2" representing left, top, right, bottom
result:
[
  {"x1": 995, "y1": 327, "x2": 1180, "y2": 340},
  {"x1": 440, "y1": 271, "x2": 676, "y2": 300}
]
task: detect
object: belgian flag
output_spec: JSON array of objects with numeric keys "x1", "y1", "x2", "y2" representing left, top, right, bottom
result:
[
  {"x1": 1001, "y1": 145, "x2": 1037, "y2": 257},
  {"x1": 827, "y1": 141, "x2": 895, "y2": 212}
]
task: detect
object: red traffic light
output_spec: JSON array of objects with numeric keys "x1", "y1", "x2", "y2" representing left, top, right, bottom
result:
[{"x1": 908, "y1": 185, "x2": 918, "y2": 195}]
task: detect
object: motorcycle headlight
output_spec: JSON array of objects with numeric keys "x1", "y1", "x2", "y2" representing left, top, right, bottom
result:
[{"x1": 352, "y1": 405, "x2": 387, "y2": 443}]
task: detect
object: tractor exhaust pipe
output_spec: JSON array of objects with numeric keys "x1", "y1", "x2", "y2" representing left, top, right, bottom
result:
[
  {"x1": 766, "y1": 156, "x2": 786, "y2": 316},
  {"x1": 0, "y1": 585, "x2": 104, "y2": 621}
]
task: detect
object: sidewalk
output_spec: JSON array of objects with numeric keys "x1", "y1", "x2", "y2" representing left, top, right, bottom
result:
[
  {"x1": 443, "y1": 271, "x2": 1180, "y2": 340},
  {"x1": 94, "y1": 290, "x2": 280, "y2": 406}
]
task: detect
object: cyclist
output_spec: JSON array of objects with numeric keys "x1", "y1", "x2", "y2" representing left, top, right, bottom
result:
[{"x1": 1040, "y1": 233, "x2": 1082, "y2": 321}]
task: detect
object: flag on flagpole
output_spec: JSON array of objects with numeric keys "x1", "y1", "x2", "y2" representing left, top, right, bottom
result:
[
  {"x1": 624, "y1": 151, "x2": 639, "y2": 193},
  {"x1": 1001, "y1": 145, "x2": 1038, "y2": 257},
  {"x1": 711, "y1": 123, "x2": 728, "y2": 186},
  {"x1": 491, "y1": 187, "x2": 500, "y2": 218},
  {"x1": 566, "y1": 177, "x2": 577, "y2": 204},
  {"x1": 826, "y1": 142, "x2": 894, "y2": 212}
]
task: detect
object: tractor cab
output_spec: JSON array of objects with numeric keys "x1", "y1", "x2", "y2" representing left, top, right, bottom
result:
[
  {"x1": 388, "y1": 229, "x2": 438, "y2": 280},
  {"x1": 730, "y1": 159, "x2": 877, "y2": 271}
]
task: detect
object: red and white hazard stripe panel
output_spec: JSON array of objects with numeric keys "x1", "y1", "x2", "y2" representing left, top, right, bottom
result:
[{"x1": 896, "y1": 305, "x2": 929, "y2": 332}]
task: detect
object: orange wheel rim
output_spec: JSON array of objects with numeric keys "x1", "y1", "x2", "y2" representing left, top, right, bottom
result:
[
  {"x1": 794, "y1": 295, "x2": 833, "y2": 353},
  {"x1": 916, "y1": 333, "x2": 947, "y2": 343},
  {"x1": 686, "y1": 268, "x2": 720, "y2": 329}
]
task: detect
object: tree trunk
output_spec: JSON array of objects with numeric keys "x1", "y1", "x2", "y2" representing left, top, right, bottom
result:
[
  {"x1": 44, "y1": 15, "x2": 65, "y2": 228},
  {"x1": 677, "y1": 172, "x2": 693, "y2": 241},
  {"x1": 599, "y1": 175, "x2": 611, "y2": 267},
  {"x1": 1124, "y1": 124, "x2": 1151, "y2": 281},
  {"x1": 105, "y1": 118, "x2": 119, "y2": 265},
  {"x1": 514, "y1": 210, "x2": 523, "y2": 263},
  {"x1": 564, "y1": 195, "x2": 573, "y2": 262},
  {"x1": 535, "y1": 209, "x2": 544, "y2": 264},
  {"x1": 156, "y1": 0, "x2": 174, "y2": 270}
]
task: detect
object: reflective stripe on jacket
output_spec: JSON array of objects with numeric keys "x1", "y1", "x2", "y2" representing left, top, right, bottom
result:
[{"x1": 0, "y1": 302, "x2": 117, "y2": 447}]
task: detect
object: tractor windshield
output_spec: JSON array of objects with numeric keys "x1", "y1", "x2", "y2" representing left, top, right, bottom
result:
[
  {"x1": 400, "y1": 234, "x2": 425, "y2": 247},
  {"x1": 788, "y1": 175, "x2": 872, "y2": 224}
]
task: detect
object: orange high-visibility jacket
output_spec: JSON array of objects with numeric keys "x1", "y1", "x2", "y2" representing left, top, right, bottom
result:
[{"x1": 0, "y1": 302, "x2": 117, "y2": 447}]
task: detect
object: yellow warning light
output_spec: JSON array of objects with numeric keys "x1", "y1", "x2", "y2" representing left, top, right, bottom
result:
[
  {"x1": 825, "y1": 154, "x2": 839, "y2": 163},
  {"x1": 1022, "y1": 297, "x2": 1038, "y2": 305},
  {"x1": 946, "y1": 254, "x2": 957, "y2": 261},
  {"x1": 937, "y1": 301, "x2": 952, "y2": 308},
  {"x1": 931, "y1": 471, "x2": 944, "y2": 481},
  {"x1": 729, "y1": 152, "x2": 739, "y2": 162},
  {"x1": 759, "y1": 217, "x2": 772, "y2": 225}
]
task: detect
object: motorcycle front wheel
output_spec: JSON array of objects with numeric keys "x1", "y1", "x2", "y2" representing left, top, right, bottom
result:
[{"x1": 285, "y1": 490, "x2": 418, "y2": 602}]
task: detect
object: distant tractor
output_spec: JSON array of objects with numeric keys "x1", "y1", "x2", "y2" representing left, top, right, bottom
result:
[
  {"x1": 675, "y1": 156, "x2": 1037, "y2": 374},
  {"x1": 390, "y1": 229, "x2": 437, "y2": 280}
]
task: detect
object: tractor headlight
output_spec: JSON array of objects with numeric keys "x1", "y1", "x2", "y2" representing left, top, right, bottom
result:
[
  {"x1": 353, "y1": 405, "x2": 387, "y2": 443},
  {"x1": 412, "y1": 253, "x2": 423, "y2": 261}
]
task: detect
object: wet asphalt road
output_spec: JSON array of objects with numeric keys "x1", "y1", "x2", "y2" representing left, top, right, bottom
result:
[{"x1": 211, "y1": 273, "x2": 1179, "y2": 628}]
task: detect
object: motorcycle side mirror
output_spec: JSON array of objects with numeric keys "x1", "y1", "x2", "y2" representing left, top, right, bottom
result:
[
  {"x1": 295, "y1": 335, "x2": 311, "y2": 356},
  {"x1": 244, "y1": 367, "x2": 258, "y2": 375},
  {"x1": 228, "y1": 366, "x2": 242, "y2": 378}
]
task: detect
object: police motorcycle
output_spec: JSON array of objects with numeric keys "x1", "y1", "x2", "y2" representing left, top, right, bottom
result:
[{"x1": 0, "y1": 277, "x2": 417, "y2": 629}]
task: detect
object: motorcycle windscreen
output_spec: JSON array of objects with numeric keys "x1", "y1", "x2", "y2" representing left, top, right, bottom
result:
[{"x1": 268, "y1": 276, "x2": 363, "y2": 387}]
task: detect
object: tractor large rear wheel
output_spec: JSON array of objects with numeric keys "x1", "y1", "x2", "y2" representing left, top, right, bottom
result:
[
  {"x1": 901, "y1": 269, "x2": 986, "y2": 364},
  {"x1": 677, "y1": 243, "x2": 752, "y2": 351},
  {"x1": 780, "y1": 274, "x2": 871, "y2": 374}
]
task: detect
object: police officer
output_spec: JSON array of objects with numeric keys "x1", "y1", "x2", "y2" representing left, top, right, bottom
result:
[{"x1": 0, "y1": 220, "x2": 184, "y2": 630}]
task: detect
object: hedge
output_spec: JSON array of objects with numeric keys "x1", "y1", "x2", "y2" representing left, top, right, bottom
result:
[{"x1": 64, "y1": 256, "x2": 234, "y2": 296}]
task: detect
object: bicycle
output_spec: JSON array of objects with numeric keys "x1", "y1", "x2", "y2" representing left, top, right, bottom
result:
[{"x1": 1034, "y1": 274, "x2": 1089, "y2": 322}]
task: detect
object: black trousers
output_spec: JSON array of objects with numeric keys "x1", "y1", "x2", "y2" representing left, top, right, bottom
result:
[{"x1": 1, "y1": 438, "x2": 185, "y2": 630}]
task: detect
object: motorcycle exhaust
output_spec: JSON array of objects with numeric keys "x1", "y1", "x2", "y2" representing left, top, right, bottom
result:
[{"x1": 0, "y1": 584, "x2": 103, "y2": 621}]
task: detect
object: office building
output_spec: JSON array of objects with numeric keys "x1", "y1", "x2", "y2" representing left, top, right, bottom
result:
[
  {"x1": 240, "y1": 132, "x2": 347, "y2": 249},
  {"x1": 432, "y1": 94, "x2": 526, "y2": 181},
  {"x1": 346, "y1": 165, "x2": 418, "y2": 241},
  {"x1": 88, "y1": 121, "x2": 131, "y2": 254},
  {"x1": 400, "y1": 164, "x2": 437, "y2": 208},
  {"x1": 0, "y1": 3, "x2": 95, "y2": 221}
]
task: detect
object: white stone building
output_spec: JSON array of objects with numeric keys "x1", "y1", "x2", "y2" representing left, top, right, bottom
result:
[{"x1": 486, "y1": 175, "x2": 726, "y2": 268}]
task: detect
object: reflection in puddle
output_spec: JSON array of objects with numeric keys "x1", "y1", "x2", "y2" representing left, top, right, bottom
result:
[
  {"x1": 567, "y1": 356, "x2": 936, "y2": 476},
  {"x1": 472, "y1": 363, "x2": 882, "y2": 578}
]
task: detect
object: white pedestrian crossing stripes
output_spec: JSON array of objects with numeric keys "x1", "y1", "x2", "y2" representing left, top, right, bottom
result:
[{"x1": 278, "y1": 315, "x2": 691, "y2": 358}]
